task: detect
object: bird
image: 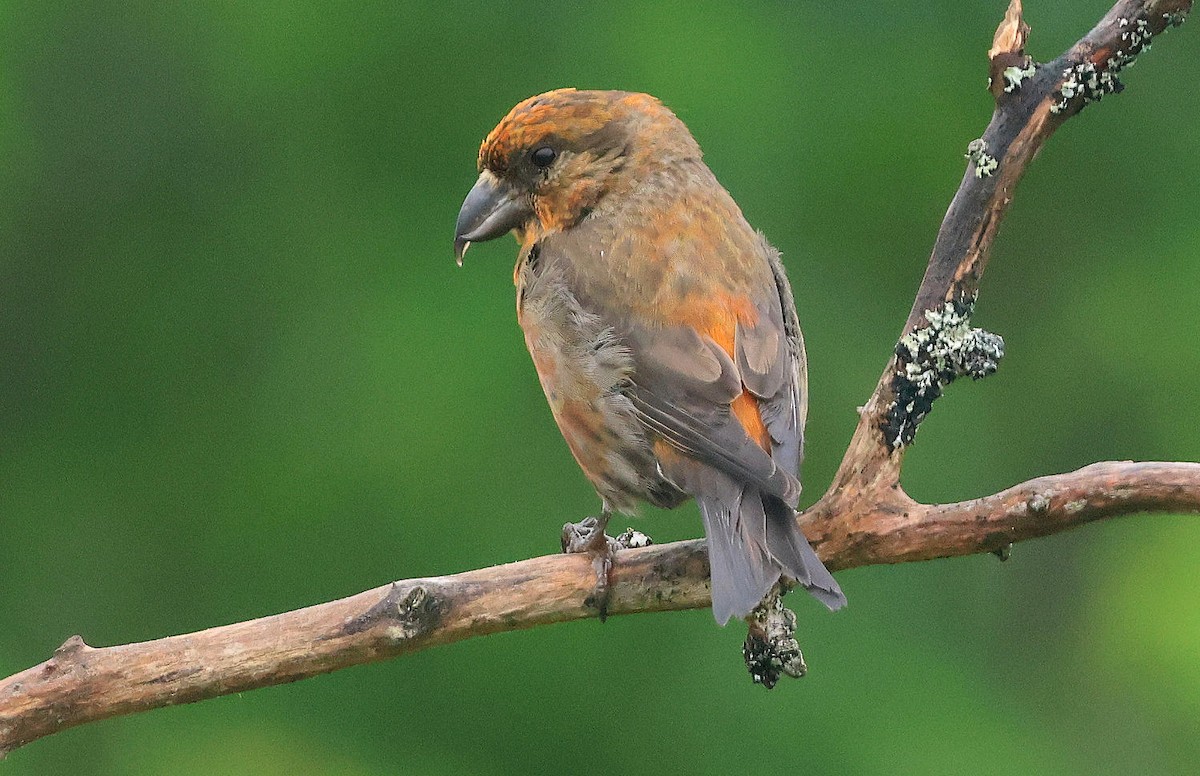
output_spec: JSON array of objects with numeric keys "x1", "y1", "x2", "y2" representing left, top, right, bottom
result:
[{"x1": 454, "y1": 89, "x2": 845, "y2": 624}]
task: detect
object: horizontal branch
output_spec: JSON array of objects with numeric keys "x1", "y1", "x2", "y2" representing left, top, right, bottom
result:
[
  {"x1": 807, "y1": 461, "x2": 1200, "y2": 568},
  {"x1": 2, "y1": 461, "x2": 1197, "y2": 756}
]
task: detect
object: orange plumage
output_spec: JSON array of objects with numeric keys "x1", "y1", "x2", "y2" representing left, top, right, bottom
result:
[{"x1": 455, "y1": 89, "x2": 845, "y2": 623}]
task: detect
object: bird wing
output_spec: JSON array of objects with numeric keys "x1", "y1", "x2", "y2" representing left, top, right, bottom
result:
[
  {"x1": 748, "y1": 241, "x2": 808, "y2": 479},
  {"x1": 540, "y1": 224, "x2": 806, "y2": 504},
  {"x1": 612, "y1": 253, "x2": 838, "y2": 622},
  {"x1": 621, "y1": 316, "x2": 803, "y2": 505}
]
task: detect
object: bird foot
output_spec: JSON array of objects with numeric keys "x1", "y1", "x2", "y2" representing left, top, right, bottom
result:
[{"x1": 561, "y1": 514, "x2": 622, "y2": 621}]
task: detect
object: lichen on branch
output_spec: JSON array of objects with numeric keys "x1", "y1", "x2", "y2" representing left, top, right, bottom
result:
[{"x1": 883, "y1": 297, "x2": 1004, "y2": 451}]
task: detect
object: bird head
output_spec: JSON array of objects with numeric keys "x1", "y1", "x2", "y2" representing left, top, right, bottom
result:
[{"x1": 454, "y1": 89, "x2": 700, "y2": 264}]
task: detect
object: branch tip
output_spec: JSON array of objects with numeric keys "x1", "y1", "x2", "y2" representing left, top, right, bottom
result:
[
  {"x1": 988, "y1": 0, "x2": 1033, "y2": 98},
  {"x1": 990, "y1": 0, "x2": 1029, "y2": 60}
]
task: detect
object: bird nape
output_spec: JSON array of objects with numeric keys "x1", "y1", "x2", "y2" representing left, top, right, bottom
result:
[{"x1": 454, "y1": 88, "x2": 845, "y2": 625}]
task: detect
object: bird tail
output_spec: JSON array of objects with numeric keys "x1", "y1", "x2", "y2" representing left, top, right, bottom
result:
[{"x1": 700, "y1": 481, "x2": 846, "y2": 625}]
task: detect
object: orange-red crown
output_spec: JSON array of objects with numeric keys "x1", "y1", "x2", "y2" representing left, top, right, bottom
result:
[{"x1": 477, "y1": 89, "x2": 674, "y2": 173}]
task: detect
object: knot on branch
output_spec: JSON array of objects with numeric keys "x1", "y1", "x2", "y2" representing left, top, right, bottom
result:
[
  {"x1": 884, "y1": 297, "x2": 1005, "y2": 451},
  {"x1": 742, "y1": 590, "x2": 806, "y2": 689},
  {"x1": 38, "y1": 635, "x2": 93, "y2": 679},
  {"x1": 343, "y1": 583, "x2": 441, "y2": 641},
  {"x1": 53, "y1": 635, "x2": 90, "y2": 659}
]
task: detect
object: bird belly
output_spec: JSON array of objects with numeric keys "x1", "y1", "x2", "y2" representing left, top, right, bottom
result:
[{"x1": 517, "y1": 262, "x2": 683, "y2": 513}]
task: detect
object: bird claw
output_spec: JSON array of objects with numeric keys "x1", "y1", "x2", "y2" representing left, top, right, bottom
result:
[{"x1": 561, "y1": 514, "x2": 621, "y2": 621}]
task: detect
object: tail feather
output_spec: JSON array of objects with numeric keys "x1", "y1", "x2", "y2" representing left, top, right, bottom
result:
[
  {"x1": 700, "y1": 477, "x2": 845, "y2": 625},
  {"x1": 763, "y1": 494, "x2": 846, "y2": 612},
  {"x1": 701, "y1": 491, "x2": 777, "y2": 625}
]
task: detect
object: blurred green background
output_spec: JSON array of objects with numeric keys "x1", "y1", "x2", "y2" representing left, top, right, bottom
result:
[{"x1": 2, "y1": 1, "x2": 1198, "y2": 773}]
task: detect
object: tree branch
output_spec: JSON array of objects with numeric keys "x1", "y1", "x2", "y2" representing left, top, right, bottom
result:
[
  {"x1": 3, "y1": 460, "x2": 1198, "y2": 756},
  {"x1": 1, "y1": 0, "x2": 1194, "y2": 758}
]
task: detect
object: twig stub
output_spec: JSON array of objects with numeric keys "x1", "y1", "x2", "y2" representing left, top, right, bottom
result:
[{"x1": 743, "y1": 591, "x2": 806, "y2": 689}]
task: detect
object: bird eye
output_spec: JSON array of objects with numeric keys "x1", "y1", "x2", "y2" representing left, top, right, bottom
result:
[{"x1": 530, "y1": 146, "x2": 558, "y2": 168}]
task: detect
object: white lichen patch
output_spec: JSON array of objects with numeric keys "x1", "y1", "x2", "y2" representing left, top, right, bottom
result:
[
  {"x1": 615, "y1": 527, "x2": 653, "y2": 549},
  {"x1": 1107, "y1": 50, "x2": 1137, "y2": 72},
  {"x1": 1063, "y1": 499, "x2": 1087, "y2": 514},
  {"x1": 1050, "y1": 61, "x2": 1123, "y2": 114},
  {"x1": 1050, "y1": 11, "x2": 1182, "y2": 116},
  {"x1": 1120, "y1": 17, "x2": 1153, "y2": 48},
  {"x1": 884, "y1": 297, "x2": 1005, "y2": 449},
  {"x1": 1002, "y1": 62, "x2": 1037, "y2": 93},
  {"x1": 900, "y1": 302, "x2": 1003, "y2": 389},
  {"x1": 384, "y1": 625, "x2": 413, "y2": 642},
  {"x1": 1028, "y1": 494, "x2": 1050, "y2": 514},
  {"x1": 965, "y1": 138, "x2": 999, "y2": 178}
]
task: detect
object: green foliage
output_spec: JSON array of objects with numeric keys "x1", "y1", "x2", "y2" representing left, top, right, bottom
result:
[{"x1": 2, "y1": 2, "x2": 1197, "y2": 773}]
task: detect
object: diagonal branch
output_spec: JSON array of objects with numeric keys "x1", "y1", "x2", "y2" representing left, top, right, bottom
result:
[
  {"x1": 827, "y1": 0, "x2": 1191, "y2": 487},
  {"x1": 0, "y1": 0, "x2": 1194, "y2": 759}
]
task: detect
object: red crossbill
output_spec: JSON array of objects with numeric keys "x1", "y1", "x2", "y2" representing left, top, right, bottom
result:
[{"x1": 454, "y1": 89, "x2": 845, "y2": 624}]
